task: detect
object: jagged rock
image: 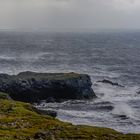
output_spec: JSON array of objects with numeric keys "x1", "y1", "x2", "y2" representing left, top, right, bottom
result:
[
  {"x1": 115, "y1": 115, "x2": 129, "y2": 120},
  {"x1": 0, "y1": 71, "x2": 96, "y2": 103},
  {"x1": 34, "y1": 131, "x2": 55, "y2": 140},
  {"x1": 34, "y1": 131, "x2": 47, "y2": 139},
  {"x1": 93, "y1": 101, "x2": 114, "y2": 111},
  {"x1": 97, "y1": 79, "x2": 124, "y2": 87},
  {"x1": 32, "y1": 106, "x2": 57, "y2": 117}
]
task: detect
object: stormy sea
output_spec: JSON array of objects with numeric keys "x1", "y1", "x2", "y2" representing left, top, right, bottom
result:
[{"x1": 0, "y1": 31, "x2": 140, "y2": 133}]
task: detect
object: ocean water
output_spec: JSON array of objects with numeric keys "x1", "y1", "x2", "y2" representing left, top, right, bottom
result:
[{"x1": 0, "y1": 31, "x2": 140, "y2": 133}]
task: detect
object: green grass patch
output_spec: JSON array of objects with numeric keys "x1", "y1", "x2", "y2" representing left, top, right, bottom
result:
[{"x1": 0, "y1": 99, "x2": 140, "y2": 140}]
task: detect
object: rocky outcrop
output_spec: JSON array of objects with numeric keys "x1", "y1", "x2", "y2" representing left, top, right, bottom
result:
[
  {"x1": 0, "y1": 71, "x2": 96, "y2": 103},
  {"x1": 97, "y1": 79, "x2": 124, "y2": 87},
  {"x1": 31, "y1": 106, "x2": 57, "y2": 117}
]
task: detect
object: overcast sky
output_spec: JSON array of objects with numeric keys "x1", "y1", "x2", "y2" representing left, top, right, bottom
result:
[{"x1": 0, "y1": 0, "x2": 140, "y2": 31}]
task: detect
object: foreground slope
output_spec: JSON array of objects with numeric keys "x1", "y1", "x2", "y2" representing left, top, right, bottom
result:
[{"x1": 0, "y1": 99, "x2": 140, "y2": 140}]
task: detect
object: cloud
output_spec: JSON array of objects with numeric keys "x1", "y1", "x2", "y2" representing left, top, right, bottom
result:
[{"x1": 0, "y1": 0, "x2": 140, "y2": 31}]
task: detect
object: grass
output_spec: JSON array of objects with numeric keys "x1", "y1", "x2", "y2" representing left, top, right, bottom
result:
[
  {"x1": 0, "y1": 92, "x2": 11, "y2": 100},
  {"x1": 0, "y1": 99, "x2": 140, "y2": 140},
  {"x1": 17, "y1": 71, "x2": 86, "y2": 80}
]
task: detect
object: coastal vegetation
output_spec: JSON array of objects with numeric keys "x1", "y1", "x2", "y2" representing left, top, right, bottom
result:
[
  {"x1": 0, "y1": 98, "x2": 140, "y2": 140},
  {"x1": 0, "y1": 72, "x2": 139, "y2": 140}
]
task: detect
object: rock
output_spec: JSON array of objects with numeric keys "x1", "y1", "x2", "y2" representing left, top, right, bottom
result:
[
  {"x1": 34, "y1": 131, "x2": 55, "y2": 140},
  {"x1": 34, "y1": 131, "x2": 47, "y2": 139},
  {"x1": 97, "y1": 79, "x2": 124, "y2": 87},
  {"x1": 32, "y1": 107, "x2": 57, "y2": 117},
  {"x1": 0, "y1": 92, "x2": 11, "y2": 100},
  {"x1": 93, "y1": 101, "x2": 114, "y2": 111},
  {"x1": 0, "y1": 71, "x2": 96, "y2": 103},
  {"x1": 116, "y1": 115, "x2": 129, "y2": 120},
  {"x1": 41, "y1": 110, "x2": 57, "y2": 118}
]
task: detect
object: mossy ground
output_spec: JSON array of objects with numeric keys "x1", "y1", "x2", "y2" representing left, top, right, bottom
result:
[
  {"x1": 17, "y1": 71, "x2": 85, "y2": 80},
  {"x1": 0, "y1": 92, "x2": 11, "y2": 100},
  {"x1": 0, "y1": 99, "x2": 140, "y2": 140}
]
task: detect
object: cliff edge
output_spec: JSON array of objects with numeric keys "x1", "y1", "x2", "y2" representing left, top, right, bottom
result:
[{"x1": 0, "y1": 71, "x2": 96, "y2": 103}]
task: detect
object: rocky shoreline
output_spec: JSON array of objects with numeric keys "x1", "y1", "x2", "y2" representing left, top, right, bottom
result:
[
  {"x1": 0, "y1": 71, "x2": 139, "y2": 140},
  {"x1": 0, "y1": 97, "x2": 140, "y2": 140}
]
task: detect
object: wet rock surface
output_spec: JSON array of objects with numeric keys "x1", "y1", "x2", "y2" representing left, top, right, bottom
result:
[
  {"x1": 97, "y1": 79, "x2": 124, "y2": 87},
  {"x1": 32, "y1": 106, "x2": 57, "y2": 117},
  {"x1": 0, "y1": 71, "x2": 96, "y2": 103}
]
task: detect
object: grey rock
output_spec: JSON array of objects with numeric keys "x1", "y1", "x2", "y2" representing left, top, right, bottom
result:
[
  {"x1": 97, "y1": 79, "x2": 124, "y2": 87},
  {"x1": 0, "y1": 71, "x2": 96, "y2": 103},
  {"x1": 32, "y1": 107, "x2": 57, "y2": 117}
]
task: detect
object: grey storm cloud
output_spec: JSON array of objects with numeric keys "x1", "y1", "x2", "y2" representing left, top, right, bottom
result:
[{"x1": 0, "y1": 0, "x2": 140, "y2": 31}]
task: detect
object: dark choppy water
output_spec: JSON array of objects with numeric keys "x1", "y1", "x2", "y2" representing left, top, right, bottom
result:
[{"x1": 0, "y1": 31, "x2": 140, "y2": 133}]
